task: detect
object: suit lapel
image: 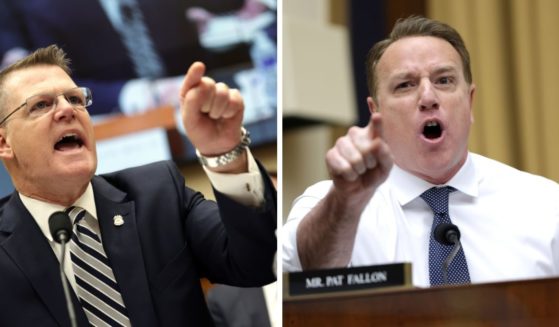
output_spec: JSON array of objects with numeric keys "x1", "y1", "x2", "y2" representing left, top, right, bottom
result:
[
  {"x1": 0, "y1": 193, "x2": 89, "y2": 326},
  {"x1": 91, "y1": 176, "x2": 157, "y2": 327}
]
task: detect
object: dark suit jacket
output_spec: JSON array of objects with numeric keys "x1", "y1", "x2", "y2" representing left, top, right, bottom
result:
[
  {"x1": 207, "y1": 284, "x2": 272, "y2": 327},
  {"x1": 0, "y1": 161, "x2": 276, "y2": 326}
]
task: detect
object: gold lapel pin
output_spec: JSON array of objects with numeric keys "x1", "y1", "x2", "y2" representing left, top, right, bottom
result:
[{"x1": 113, "y1": 214, "x2": 125, "y2": 226}]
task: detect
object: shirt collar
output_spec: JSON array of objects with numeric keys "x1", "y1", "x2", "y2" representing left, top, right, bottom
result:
[
  {"x1": 388, "y1": 153, "x2": 480, "y2": 206},
  {"x1": 19, "y1": 183, "x2": 97, "y2": 242}
]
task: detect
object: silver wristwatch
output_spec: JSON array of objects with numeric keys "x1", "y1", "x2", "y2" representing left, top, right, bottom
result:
[{"x1": 196, "y1": 127, "x2": 251, "y2": 168}]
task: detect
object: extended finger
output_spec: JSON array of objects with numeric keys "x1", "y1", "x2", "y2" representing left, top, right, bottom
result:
[
  {"x1": 180, "y1": 61, "x2": 205, "y2": 98},
  {"x1": 370, "y1": 112, "x2": 384, "y2": 139},
  {"x1": 370, "y1": 138, "x2": 393, "y2": 174},
  {"x1": 183, "y1": 84, "x2": 210, "y2": 117},
  {"x1": 348, "y1": 126, "x2": 377, "y2": 170}
]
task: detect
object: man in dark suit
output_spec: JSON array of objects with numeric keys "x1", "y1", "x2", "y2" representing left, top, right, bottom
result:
[{"x1": 0, "y1": 45, "x2": 276, "y2": 326}]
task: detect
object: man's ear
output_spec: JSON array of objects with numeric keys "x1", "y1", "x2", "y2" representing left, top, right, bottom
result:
[
  {"x1": 469, "y1": 83, "x2": 476, "y2": 124},
  {"x1": 0, "y1": 129, "x2": 14, "y2": 159},
  {"x1": 367, "y1": 96, "x2": 379, "y2": 113}
]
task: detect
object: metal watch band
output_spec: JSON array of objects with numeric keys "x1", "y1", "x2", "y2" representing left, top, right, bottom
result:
[{"x1": 196, "y1": 127, "x2": 251, "y2": 168}]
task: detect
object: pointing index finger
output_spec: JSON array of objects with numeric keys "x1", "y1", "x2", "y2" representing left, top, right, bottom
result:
[
  {"x1": 368, "y1": 112, "x2": 384, "y2": 139},
  {"x1": 180, "y1": 61, "x2": 206, "y2": 97}
]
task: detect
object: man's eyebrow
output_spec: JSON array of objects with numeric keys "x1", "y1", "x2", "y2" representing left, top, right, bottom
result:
[
  {"x1": 389, "y1": 71, "x2": 416, "y2": 81},
  {"x1": 432, "y1": 65, "x2": 459, "y2": 75},
  {"x1": 387, "y1": 65, "x2": 459, "y2": 81}
]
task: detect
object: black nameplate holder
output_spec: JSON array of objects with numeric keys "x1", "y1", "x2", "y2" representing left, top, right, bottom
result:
[{"x1": 284, "y1": 262, "x2": 412, "y2": 299}]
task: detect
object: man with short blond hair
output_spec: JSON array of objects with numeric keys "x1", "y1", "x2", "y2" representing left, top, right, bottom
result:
[{"x1": 0, "y1": 44, "x2": 276, "y2": 326}]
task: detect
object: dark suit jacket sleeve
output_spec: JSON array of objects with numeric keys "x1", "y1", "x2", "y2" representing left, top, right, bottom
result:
[
  {"x1": 103, "y1": 160, "x2": 277, "y2": 287},
  {"x1": 179, "y1": 160, "x2": 277, "y2": 286}
]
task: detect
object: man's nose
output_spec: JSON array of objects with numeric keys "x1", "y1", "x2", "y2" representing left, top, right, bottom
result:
[
  {"x1": 418, "y1": 81, "x2": 439, "y2": 111},
  {"x1": 52, "y1": 96, "x2": 76, "y2": 121}
]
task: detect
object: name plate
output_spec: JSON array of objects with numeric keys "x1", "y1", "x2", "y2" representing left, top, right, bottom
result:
[{"x1": 284, "y1": 263, "x2": 412, "y2": 299}]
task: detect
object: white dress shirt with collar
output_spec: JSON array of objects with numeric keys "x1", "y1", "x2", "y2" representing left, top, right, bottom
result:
[
  {"x1": 20, "y1": 183, "x2": 98, "y2": 293},
  {"x1": 283, "y1": 152, "x2": 559, "y2": 287}
]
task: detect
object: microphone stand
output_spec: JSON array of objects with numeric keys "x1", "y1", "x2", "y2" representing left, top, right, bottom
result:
[
  {"x1": 58, "y1": 234, "x2": 78, "y2": 327},
  {"x1": 442, "y1": 237, "x2": 461, "y2": 284},
  {"x1": 434, "y1": 223, "x2": 463, "y2": 285}
]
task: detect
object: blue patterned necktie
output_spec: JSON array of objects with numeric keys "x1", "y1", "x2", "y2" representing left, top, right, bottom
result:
[
  {"x1": 420, "y1": 187, "x2": 471, "y2": 286},
  {"x1": 67, "y1": 206, "x2": 131, "y2": 326}
]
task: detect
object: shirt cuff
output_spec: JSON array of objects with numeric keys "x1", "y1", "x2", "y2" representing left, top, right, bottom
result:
[{"x1": 202, "y1": 149, "x2": 265, "y2": 207}]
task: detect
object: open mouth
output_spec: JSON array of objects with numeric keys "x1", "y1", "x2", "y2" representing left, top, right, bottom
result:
[
  {"x1": 54, "y1": 133, "x2": 84, "y2": 151},
  {"x1": 422, "y1": 120, "x2": 443, "y2": 140}
]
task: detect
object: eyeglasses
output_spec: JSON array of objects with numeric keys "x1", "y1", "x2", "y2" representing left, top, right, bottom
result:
[{"x1": 0, "y1": 87, "x2": 92, "y2": 126}]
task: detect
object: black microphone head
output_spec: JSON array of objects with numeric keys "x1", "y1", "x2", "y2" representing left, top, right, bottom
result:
[
  {"x1": 434, "y1": 223, "x2": 460, "y2": 246},
  {"x1": 48, "y1": 211, "x2": 72, "y2": 243}
]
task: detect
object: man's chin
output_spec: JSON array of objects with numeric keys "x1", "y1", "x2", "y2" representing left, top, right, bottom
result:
[
  {"x1": 54, "y1": 150, "x2": 96, "y2": 169},
  {"x1": 56, "y1": 162, "x2": 96, "y2": 182},
  {"x1": 415, "y1": 157, "x2": 465, "y2": 184}
]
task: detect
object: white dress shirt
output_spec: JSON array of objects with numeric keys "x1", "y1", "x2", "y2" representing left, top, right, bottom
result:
[
  {"x1": 262, "y1": 282, "x2": 278, "y2": 327},
  {"x1": 21, "y1": 151, "x2": 265, "y2": 292},
  {"x1": 283, "y1": 153, "x2": 559, "y2": 287}
]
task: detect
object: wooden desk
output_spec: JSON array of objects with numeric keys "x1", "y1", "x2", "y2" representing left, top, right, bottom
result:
[
  {"x1": 284, "y1": 277, "x2": 559, "y2": 326},
  {"x1": 93, "y1": 106, "x2": 176, "y2": 141},
  {"x1": 92, "y1": 106, "x2": 187, "y2": 157}
]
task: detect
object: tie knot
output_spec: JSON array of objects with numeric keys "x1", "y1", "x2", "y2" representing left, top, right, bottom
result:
[
  {"x1": 420, "y1": 186, "x2": 456, "y2": 214},
  {"x1": 65, "y1": 206, "x2": 87, "y2": 225}
]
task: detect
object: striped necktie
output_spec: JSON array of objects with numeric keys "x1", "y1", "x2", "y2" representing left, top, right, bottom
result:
[
  {"x1": 67, "y1": 207, "x2": 131, "y2": 326},
  {"x1": 98, "y1": 0, "x2": 165, "y2": 78},
  {"x1": 420, "y1": 187, "x2": 471, "y2": 286}
]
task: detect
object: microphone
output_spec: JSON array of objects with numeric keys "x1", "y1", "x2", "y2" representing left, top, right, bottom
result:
[
  {"x1": 49, "y1": 211, "x2": 72, "y2": 243},
  {"x1": 433, "y1": 223, "x2": 462, "y2": 284},
  {"x1": 49, "y1": 211, "x2": 78, "y2": 327}
]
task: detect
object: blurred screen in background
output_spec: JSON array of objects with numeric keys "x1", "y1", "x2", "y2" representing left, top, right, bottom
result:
[
  {"x1": 0, "y1": 0, "x2": 277, "y2": 178},
  {"x1": 0, "y1": 165, "x2": 11, "y2": 197}
]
